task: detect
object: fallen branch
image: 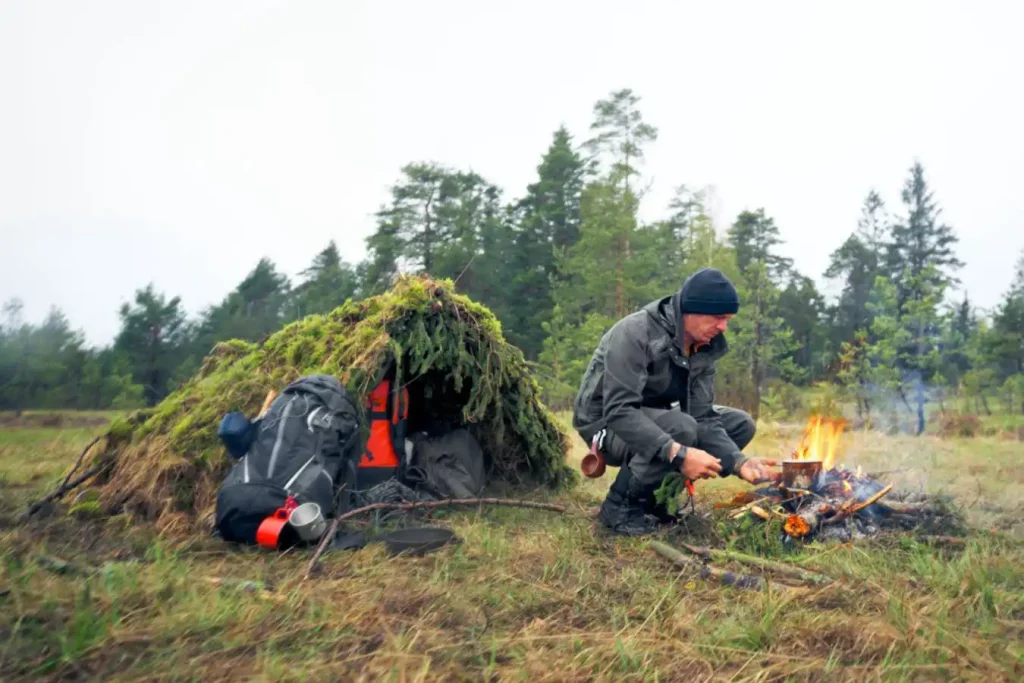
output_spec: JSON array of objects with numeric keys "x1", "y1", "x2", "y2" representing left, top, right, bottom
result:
[
  {"x1": 304, "y1": 497, "x2": 566, "y2": 580},
  {"x1": 59, "y1": 436, "x2": 102, "y2": 489},
  {"x1": 820, "y1": 484, "x2": 894, "y2": 527},
  {"x1": 20, "y1": 462, "x2": 112, "y2": 523},
  {"x1": 729, "y1": 496, "x2": 784, "y2": 519},
  {"x1": 650, "y1": 541, "x2": 766, "y2": 590},
  {"x1": 849, "y1": 484, "x2": 893, "y2": 515},
  {"x1": 677, "y1": 542, "x2": 833, "y2": 585},
  {"x1": 877, "y1": 499, "x2": 928, "y2": 514},
  {"x1": 749, "y1": 505, "x2": 786, "y2": 521}
]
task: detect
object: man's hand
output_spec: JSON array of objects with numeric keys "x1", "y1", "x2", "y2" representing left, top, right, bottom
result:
[
  {"x1": 738, "y1": 457, "x2": 780, "y2": 485},
  {"x1": 674, "y1": 444, "x2": 722, "y2": 480}
]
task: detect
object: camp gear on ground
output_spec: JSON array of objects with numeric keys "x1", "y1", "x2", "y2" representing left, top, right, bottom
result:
[
  {"x1": 289, "y1": 501, "x2": 327, "y2": 542},
  {"x1": 354, "y1": 477, "x2": 434, "y2": 508},
  {"x1": 214, "y1": 374, "x2": 360, "y2": 546},
  {"x1": 407, "y1": 428, "x2": 486, "y2": 499},
  {"x1": 256, "y1": 495, "x2": 298, "y2": 549},
  {"x1": 357, "y1": 378, "x2": 409, "y2": 490},
  {"x1": 381, "y1": 527, "x2": 460, "y2": 556},
  {"x1": 218, "y1": 411, "x2": 256, "y2": 459}
]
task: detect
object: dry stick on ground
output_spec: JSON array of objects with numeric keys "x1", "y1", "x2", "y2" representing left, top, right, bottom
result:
[
  {"x1": 650, "y1": 541, "x2": 768, "y2": 591},
  {"x1": 59, "y1": 435, "x2": 102, "y2": 489},
  {"x1": 677, "y1": 542, "x2": 834, "y2": 586},
  {"x1": 20, "y1": 462, "x2": 112, "y2": 522},
  {"x1": 303, "y1": 497, "x2": 567, "y2": 580},
  {"x1": 821, "y1": 484, "x2": 894, "y2": 527}
]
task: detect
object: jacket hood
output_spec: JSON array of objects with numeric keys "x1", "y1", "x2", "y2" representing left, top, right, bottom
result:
[{"x1": 643, "y1": 295, "x2": 730, "y2": 359}]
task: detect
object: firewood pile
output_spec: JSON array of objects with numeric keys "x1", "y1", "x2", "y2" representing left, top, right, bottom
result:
[{"x1": 726, "y1": 416, "x2": 965, "y2": 542}]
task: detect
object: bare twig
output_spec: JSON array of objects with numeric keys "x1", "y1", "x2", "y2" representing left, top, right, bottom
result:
[
  {"x1": 20, "y1": 462, "x2": 112, "y2": 523},
  {"x1": 820, "y1": 484, "x2": 894, "y2": 527},
  {"x1": 848, "y1": 483, "x2": 894, "y2": 515},
  {"x1": 304, "y1": 497, "x2": 566, "y2": 580},
  {"x1": 59, "y1": 436, "x2": 102, "y2": 489}
]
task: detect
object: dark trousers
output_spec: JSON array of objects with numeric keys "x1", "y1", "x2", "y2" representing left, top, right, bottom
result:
[{"x1": 600, "y1": 406, "x2": 756, "y2": 486}]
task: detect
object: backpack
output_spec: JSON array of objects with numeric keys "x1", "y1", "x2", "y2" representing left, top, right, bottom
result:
[
  {"x1": 356, "y1": 377, "x2": 409, "y2": 490},
  {"x1": 214, "y1": 374, "x2": 360, "y2": 545}
]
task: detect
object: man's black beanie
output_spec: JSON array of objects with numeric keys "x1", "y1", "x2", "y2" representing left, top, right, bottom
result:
[{"x1": 678, "y1": 267, "x2": 740, "y2": 316}]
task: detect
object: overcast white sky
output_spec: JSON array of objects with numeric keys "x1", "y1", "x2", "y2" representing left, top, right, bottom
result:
[{"x1": 2, "y1": 1, "x2": 1022, "y2": 345}]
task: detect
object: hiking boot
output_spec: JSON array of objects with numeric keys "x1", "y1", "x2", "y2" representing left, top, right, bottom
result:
[
  {"x1": 597, "y1": 467, "x2": 659, "y2": 536},
  {"x1": 636, "y1": 486, "x2": 682, "y2": 526}
]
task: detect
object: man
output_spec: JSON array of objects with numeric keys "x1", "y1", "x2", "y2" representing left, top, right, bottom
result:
[{"x1": 572, "y1": 267, "x2": 779, "y2": 535}]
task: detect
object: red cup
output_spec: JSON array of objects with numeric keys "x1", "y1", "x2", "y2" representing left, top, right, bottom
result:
[{"x1": 255, "y1": 497, "x2": 298, "y2": 549}]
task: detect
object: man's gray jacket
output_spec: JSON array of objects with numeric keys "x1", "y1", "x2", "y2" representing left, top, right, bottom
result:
[{"x1": 571, "y1": 292, "x2": 746, "y2": 477}]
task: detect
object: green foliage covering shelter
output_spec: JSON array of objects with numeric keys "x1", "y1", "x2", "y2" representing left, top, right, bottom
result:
[{"x1": 92, "y1": 276, "x2": 573, "y2": 534}]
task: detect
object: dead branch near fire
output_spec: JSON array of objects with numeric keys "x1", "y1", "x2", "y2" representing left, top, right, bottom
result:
[
  {"x1": 821, "y1": 484, "x2": 894, "y2": 526},
  {"x1": 650, "y1": 541, "x2": 768, "y2": 590},
  {"x1": 677, "y1": 542, "x2": 834, "y2": 586},
  {"x1": 304, "y1": 497, "x2": 566, "y2": 579}
]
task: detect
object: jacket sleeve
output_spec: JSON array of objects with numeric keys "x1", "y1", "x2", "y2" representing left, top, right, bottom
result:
[
  {"x1": 601, "y1": 321, "x2": 676, "y2": 463},
  {"x1": 690, "y1": 369, "x2": 748, "y2": 477}
]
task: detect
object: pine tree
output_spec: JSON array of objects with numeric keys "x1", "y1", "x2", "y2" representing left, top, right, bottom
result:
[
  {"x1": 882, "y1": 162, "x2": 963, "y2": 432},
  {"x1": 114, "y1": 284, "x2": 189, "y2": 406},
  {"x1": 724, "y1": 209, "x2": 799, "y2": 414},
  {"x1": 989, "y1": 249, "x2": 1024, "y2": 379},
  {"x1": 584, "y1": 88, "x2": 658, "y2": 190},
  {"x1": 504, "y1": 127, "x2": 587, "y2": 359},
  {"x1": 888, "y1": 162, "x2": 963, "y2": 299},
  {"x1": 197, "y1": 258, "x2": 292, "y2": 349},
  {"x1": 728, "y1": 209, "x2": 793, "y2": 282},
  {"x1": 777, "y1": 274, "x2": 827, "y2": 381},
  {"x1": 824, "y1": 191, "x2": 890, "y2": 347},
  {"x1": 292, "y1": 241, "x2": 360, "y2": 317}
]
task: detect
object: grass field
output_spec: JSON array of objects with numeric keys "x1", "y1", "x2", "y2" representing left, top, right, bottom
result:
[{"x1": 1, "y1": 415, "x2": 1022, "y2": 681}]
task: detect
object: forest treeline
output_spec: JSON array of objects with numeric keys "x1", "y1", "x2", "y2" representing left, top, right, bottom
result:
[{"x1": 3, "y1": 89, "x2": 1023, "y2": 429}]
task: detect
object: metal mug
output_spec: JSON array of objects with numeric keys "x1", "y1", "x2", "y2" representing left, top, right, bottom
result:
[
  {"x1": 289, "y1": 502, "x2": 327, "y2": 542},
  {"x1": 781, "y1": 460, "x2": 823, "y2": 490}
]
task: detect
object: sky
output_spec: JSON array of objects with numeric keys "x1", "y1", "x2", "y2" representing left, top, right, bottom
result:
[{"x1": 2, "y1": 0, "x2": 1022, "y2": 346}]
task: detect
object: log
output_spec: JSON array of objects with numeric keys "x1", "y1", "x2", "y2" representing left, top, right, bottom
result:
[
  {"x1": 303, "y1": 497, "x2": 566, "y2": 580},
  {"x1": 678, "y1": 542, "x2": 833, "y2": 585},
  {"x1": 650, "y1": 541, "x2": 766, "y2": 590}
]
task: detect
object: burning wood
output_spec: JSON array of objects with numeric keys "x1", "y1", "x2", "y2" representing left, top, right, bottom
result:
[{"x1": 738, "y1": 416, "x2": 962, "y2": 542}]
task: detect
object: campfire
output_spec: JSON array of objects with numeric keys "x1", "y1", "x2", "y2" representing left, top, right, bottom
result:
[{"x1": 728, "y1": 416, "x2": 961, "y2": 542}]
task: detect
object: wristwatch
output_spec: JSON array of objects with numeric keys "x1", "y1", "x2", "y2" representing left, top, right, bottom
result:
[{"x1": 670, "y1": 446, "x2": 686, "y2": 471}]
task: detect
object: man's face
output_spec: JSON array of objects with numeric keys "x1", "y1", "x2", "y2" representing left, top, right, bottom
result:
[{"x1": 683, "y1": 313, "x2": 733, "y2": 345}]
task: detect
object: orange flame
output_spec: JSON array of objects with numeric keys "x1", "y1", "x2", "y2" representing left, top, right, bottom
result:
[{"x1": 793, "y1": 415, "x2": 847, "y2": 470}]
